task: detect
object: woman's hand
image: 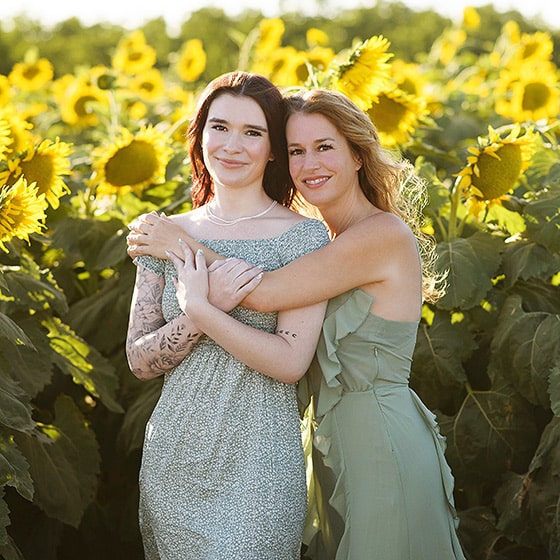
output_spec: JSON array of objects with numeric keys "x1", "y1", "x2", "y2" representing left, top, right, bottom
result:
[
  {"x1": 166, "y1": 241, "x2": 210, "y2": 321},
  {"x1": 127, "y1": 212, "x2": 184, "y2": 259},
  {"x1": 207, "y1": 258, "x2": 263, "y2": 312}
]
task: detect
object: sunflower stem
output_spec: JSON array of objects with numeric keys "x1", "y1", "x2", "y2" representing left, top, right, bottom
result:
[{"x1": 447, "y1": 177, "x2": 463, "y2": 240}]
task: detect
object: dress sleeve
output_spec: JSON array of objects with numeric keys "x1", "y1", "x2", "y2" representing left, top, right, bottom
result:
[
  {"x1": 133, "y1": 255, "x2": 166, "y2": 276},
  {"x1": 278, "y1": 218, "x2": 330, "y2": 266}
]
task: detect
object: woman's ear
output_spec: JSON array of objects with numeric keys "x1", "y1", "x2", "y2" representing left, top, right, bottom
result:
[{"x1": 354, "y1": 155, "x2": 363, "y2": 171}]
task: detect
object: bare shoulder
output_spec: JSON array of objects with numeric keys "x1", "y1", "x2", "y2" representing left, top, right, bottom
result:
[
  {"x1": 169, "y1": 208, "x2": 204, "y2": 225},
  {"x1": 275, "y1": 205, "x2": 307, "y2": 224},
  {"x1": 167, "y1": 208, "x2": 207, "y2": 237},
  {"x1": 347, "y1": 211, "x2": 414, "y2": 247}
]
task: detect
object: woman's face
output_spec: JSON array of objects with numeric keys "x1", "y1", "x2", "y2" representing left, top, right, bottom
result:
[
  {"x1": 202, "y1": 93, "x2": 273, "y2": 192},
  {"x1": 286, "y1": 112, "x2": 361, "y2": 209}
]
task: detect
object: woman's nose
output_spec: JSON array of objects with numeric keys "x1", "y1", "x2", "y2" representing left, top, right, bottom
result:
[{"x1": 224, "y1": 132, "x2": 242, "y2": 152}]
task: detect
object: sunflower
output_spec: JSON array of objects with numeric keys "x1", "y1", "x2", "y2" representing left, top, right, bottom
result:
[
  {"x1": 0, "y1": 138, "x2": 73, "y2": 209},
  {"x1": 256, "y1": 18, "x2": 285, "y2": 55},
  {"x1": 0, "y1": 108, "x2": 35, "y2": 157},
  {"x1": 512, "y1": 31, "x2": 554, "y2": 65},
  {"x1": 390, "y1": 60, "x2": 428, "y2": 98},
  {"x1": 462, "y1": 6, "x2": 480, "y2": 30},
  {"x1": 8, "y1": 57, "x2": 54, "y2": 92},
  {"x1": 430, "y1": 29, "x2": 467, "y2": 66},
  {"x1": 456, "y1": 124, "x2": 539, "y2": 201},
  {"x1": 252, "y1": 45, "x2": 296, "y2": 83},
  {"x1": 127, "y1": 68, "x2": 166, "y2": 101},
  {"x1": 176, "y1": 39, "x2": 207, "y2": 83},
  {"x1": 305, "y1": 46, "x2": 335, "y2": 73},
  {"x1": 269, "y1": 47, "x2": 313, "y2": 86},
  {"x1": 367, "y1": 89, "x2": 428, "y2": 147},
  {"x1": 306, "y1": 28, "x2": 329, "y2": 48},
  {"x1": 494, "y1": 63, "x2": 560, "y2": 122},
  {"x1": 0, "y1": 176, "x2": 47, "y2": 252},
  {"x1": 0, "y1": 75, "x2": 12, "y2": 106},
  {"x1": 56, "y1": 77, "x2": 110, "y2": 127},
  {"x1": 87, "y1": 65, "x2": 119, "y2": 91},
  {"x1": 167, "y1": 88, "x2": 197, "y2": 143},
  {"x1": 91, "y1": 126, "x2": 173, "y2": 197},
  {"x1": 0, "y1": 118, "x2": 11, "y2": 160},
  {"x1": 331, "y1": 35, "x2": 393, "y2": 110},
  {"x1": 111, "y1": 30, "x2": 157, "y2": 75}
]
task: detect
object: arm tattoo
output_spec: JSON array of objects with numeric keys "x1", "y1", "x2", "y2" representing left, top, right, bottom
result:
[
  {"x1": 126, "y1": 268, "x2": 202, "y2": 379},
  {"x1": 276, "y1": 329, "x2": 298, "y2": 339}
]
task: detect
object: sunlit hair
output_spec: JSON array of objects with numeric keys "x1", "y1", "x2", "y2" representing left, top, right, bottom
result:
[
  {"x1": 187, "y1": 71, "x2": 295, "y2": 208},
  {"x1": 284, "y1": 88, "x2": 445, "y2": 302}
]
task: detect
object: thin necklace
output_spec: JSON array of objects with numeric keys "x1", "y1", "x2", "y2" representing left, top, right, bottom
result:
[{"x1": 205, "y1": 199, "x2": 278, "y2": 226}]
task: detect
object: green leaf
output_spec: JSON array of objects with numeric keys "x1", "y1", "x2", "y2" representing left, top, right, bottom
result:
[
  {"x1": 495, "y1": 416, "x2": 560, "y2": 557},
  {"x1": 0, "y1": 372, "x2": 34, "y2": 434},
  {"x1": 2, "y1": 267, "x2": 68, "y2": 315},
  {"x1": 511, "y1": 279, "x2": 560, "y2": 314},
  {"x1": 524, "y1": 190, "x2": 560, "y2": 253},
  {"x1": 0, "y1": 320, "x2": 53, "y2": 398},
  {"x1": 93, "y1": 227, "x2": 128, "y2": 270},
  {"x1": 41, "y1": 316, "x2": 123, "y2": 413},
  {"x1": 65, "y1": 264, "x2": 135, "y2": 355},
  {"x1": 489, "y1": 296, "x2": 560, "y2": 408},
  {"x1": 51, "y1": 217, "x2": 127, "y2": 271},
  {"x1": 411, "y1": 311, "x2": 472, "y2": 411},
  {"x1": 0, "y1": 429, "x2": 33, "y2": 500},
  {"x1": 435, "y1": 231, "x2": 504, "y2": 310},
  {"x1": 549, "y1": 367, "x2": 560, "y2": 417},
  {"x1": 486, "y1": 202, "x2": 526, "y2": 236},
  {"x1": 13, "y1": 395, "x2": 100, "y2": 528},
  {"x1": 0, "y1": 314, "x2": 34, "y2": 348},
  {"x1": 456, "y1": 506, "x2": 518, "y2": 560},
  {"x1": 502, "y1": 240, "x2": 560, "y2": 288},
  {"x1": 439, "y1": 377, "x2": 538, "y2": 483}
]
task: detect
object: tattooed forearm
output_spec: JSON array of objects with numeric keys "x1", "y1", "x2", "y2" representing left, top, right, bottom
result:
[
  {"x1": 127, "y1": 316, "x2": 202, "y2": 380},
  {"x1": 126, "y1": 266, "x2": 202, "y2": 380}
]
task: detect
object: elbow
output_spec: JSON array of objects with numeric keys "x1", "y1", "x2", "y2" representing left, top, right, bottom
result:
[
  {"x1": 131, "y1": 367, "x2": 157, "y2": 381},
  {"x1": 277, "y1": 362, "x2": 310, "y2": 385},
  {"x1": 126, "y1": 348, "x2": 161, "y2": 381},
  {"x1": 244, "y1": 278, "x2": 279, "y2": 313}
]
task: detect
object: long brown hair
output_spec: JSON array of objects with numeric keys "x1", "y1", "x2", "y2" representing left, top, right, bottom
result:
[
  {"x1": 284, "y1": 88, "x2": 446, "y2": 302},
  {"x1": 187, "y1": 71, "x2": 295, "y2": 208}
]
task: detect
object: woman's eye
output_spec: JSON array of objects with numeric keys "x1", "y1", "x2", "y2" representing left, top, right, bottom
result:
[
  {"x1": 211, "y1": 124, "x2": 226, "y2": 131},
  {"x1": 246, "y1": 129, "x2": 263, "y2": 137},
  {"x1": 288, "y1": 148, "x2": 303, "y2": 156},
  {"x1": 318, "y1": 143, "x2": 333, "y2": 151}
]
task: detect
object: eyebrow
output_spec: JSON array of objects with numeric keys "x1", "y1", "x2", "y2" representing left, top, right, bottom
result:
[
  {"x1": 288, "y1": 136, "x2": 336, "y2": 146},
  {"x1": 207, "y1": 116, "x2": 268, "y2": 133}
]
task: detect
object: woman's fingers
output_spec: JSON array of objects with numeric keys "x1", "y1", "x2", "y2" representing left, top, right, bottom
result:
[
  {"x1": 236, "y1": 270, "x2": 263, "y2": 297},
  {"x1": 165, "y1": 249, "x2": 183, "y2": 270},
  {"x1": 194, "y1": 248, "x2": 207, "y2": 272},
  {"x1": 208, "y1": 257, "x2": 261, "y2": 280}
]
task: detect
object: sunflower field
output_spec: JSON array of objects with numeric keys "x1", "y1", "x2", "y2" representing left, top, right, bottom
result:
[{"x1": 1, "y1": 5, "x2": 559, "y2": 560}]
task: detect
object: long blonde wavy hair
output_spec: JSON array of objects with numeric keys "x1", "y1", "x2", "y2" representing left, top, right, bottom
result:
[{"x1": 284, "y1": 88, "x2": 445, "y2": 303}]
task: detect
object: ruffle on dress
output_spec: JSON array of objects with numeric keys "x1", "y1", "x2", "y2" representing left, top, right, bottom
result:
[
  {"x1": 409, "y1": 390, "x2": 461, "y2": 529},
  {"x1": 314, "y1": 288, "x2": 374, "y2": 422},
  {"x1": 300, "y1": 289, "x2": 374, "y2": 558}
]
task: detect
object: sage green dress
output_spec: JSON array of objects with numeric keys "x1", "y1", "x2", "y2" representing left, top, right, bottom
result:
[
  {"x1": 135, "y1": 219, "x2": 330, "y2": 560},
  {"x1": 300, "y1": 288, "x2": 465, "y2": 560}
]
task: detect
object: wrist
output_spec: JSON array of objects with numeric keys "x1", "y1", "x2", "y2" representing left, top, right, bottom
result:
[{"x1": 184, "y1": 299, "x2": 214, "y2": 325}]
